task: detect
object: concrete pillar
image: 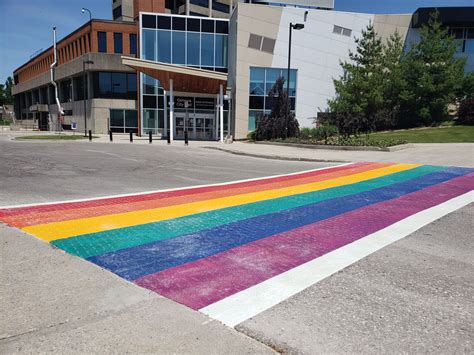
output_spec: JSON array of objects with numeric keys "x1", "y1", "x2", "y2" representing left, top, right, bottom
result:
[
  {"x1": 219, "y1": 84, "x2": 224, "y2": 143},
  {"x1": 169, "y1": 79, "x2": 174, "y2": 142}
]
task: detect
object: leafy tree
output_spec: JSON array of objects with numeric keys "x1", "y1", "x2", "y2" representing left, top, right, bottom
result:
[
  {"x1": 398, "y1": 11, "x2": 465, "y2": 127},
  {"x1": 4, "y1": 77, "x2": 14, "y2": 105},
  {"x1": 0, "y1": 84, "x2": 5, "y2": 106},
  {"x1": 255, "y1": 76, "x2": 299, "y2": 140},
  {"x1": 328, "y1": 23, "x2": 386, "y2": 136}
]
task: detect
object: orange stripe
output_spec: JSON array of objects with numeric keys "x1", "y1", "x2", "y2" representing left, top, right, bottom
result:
[{"x1": 4, "y1": 163, "x2": 391, "y2": 228}]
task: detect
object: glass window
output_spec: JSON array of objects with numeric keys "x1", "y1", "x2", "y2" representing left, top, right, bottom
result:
[
  {"x1": 127, "y1": 73, "x2": 137, "y2": 95},
  {"x1": 98, "y1": 72, "x2": 112, "y2": 97},
  {"x1": 113, "y1": 6, "x2": 122, "y2": 20},
  {"x1": 143, "y1": 74, "x2": 160, "y2": 95},
  {"x1": 143, "y1": 95, "x2": 158, "y2": 108},
  {"x1": 215, "y1": 21, "x2": 228, "y2": 34},
  {"x1": 98, "y1": 32, "x2": 107, "y2": 53},
  {"x1": 190, "y1": 0, "x2": 209, "y2": 7},
  {"x1": 172, "y1": 31, "x2": 186, "y2": 64},
  {"x1": 187, "y1": 32, "x2": 200, "y2": 65},
  {"x1": 157, "y1": 30, "x2": 172, "y2": 63},
  {"x1": 187, "y1": 18, "x2": 200, "y2": 32},
  {"x1": 172, "y1": 17, "x2": 186, "y2": 31},
  {"x1": 201, "y1": 33, "x2": 214, "y2": 66},
  {"x1": 249, "y1": 67, "x2": 265, "y2": 95},
  {"x1": 142, "y1": 29, "x2": 156, "y2": 60},
  {"x1": 215, "y1": 34, "x2": 227, "y2": 67},
  {"x1": 451, "y1": 28, "x2": 464, "y2": 39},
  {"x1": 265, "y1": 68, "x2": 280, "y2": 94},
  {"x1": 201, "y1": 19, "x2": 214, "y2": 33},
  {"x1": 248, "y1": 110, "x2": 262, "y2": 130},
  {"x1": 142, "y1": 14, "x2": 157, "y2": 29},
  {"x1": 212, "y1": 1, "x2": 229, "y2": 13},
  {"x1": 125, "y1": 110, "x2": 138, "y2": 129},
  {"x1": 281, "y1": 69, "x2": 297, "y2": 96},
  {"x1": 110, "y1": 109, "x2": 124, "y2": 128},
  {"x1": 130, "y1": 34, "x2": 137, "y2": 55},
  {"x1": 114, "y1": 33, "x2": 123, "y2": 54},
  {"x1": 111, "y1": 72, "x2": 127, "y2": 94},
  {"x1": 465, "y1": 39, "x2": 474, "y2": 54},
  {"x1": 249, "y1": 96, "x2": 264, "y2": 109},
  {"x1": 157, "y1": 15, "x2": 171, "y2": 30}
]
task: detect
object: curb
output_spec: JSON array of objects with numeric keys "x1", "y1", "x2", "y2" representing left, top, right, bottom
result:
[
  {"x1": 202, "y1": 146, "x2": 348, "y2": 163},
  {"x1": 253, "y1": 141, "x2": 414, "y2": 152}
]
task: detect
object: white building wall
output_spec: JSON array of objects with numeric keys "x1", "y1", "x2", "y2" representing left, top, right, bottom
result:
[{"x1": 271, "y1": 8, "x2": 374, "y2": 127}]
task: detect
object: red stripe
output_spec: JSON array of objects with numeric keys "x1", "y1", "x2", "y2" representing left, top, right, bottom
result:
[{"x1": 0, "y1": 163, "x2": 367, "y2": 217}]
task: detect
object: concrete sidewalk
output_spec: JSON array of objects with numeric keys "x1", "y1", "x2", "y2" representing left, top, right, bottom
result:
[
  {"x1": 204, "y1": 142, "x2": 474, "y2": 168},
  {"x1": 0, "y1": 224, "x2": 275, "y2": 354}
]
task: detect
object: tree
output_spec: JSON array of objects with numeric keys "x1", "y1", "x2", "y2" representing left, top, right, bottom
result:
[
  {"x1": 328, "y1": 23, "x2": 386, "y2": 136},
  {"x1": 4, "y1": 77, "x2": 14, "y2": 105},
  {"x1": 398, "y1": 11, "x2": 465, "y2": 127},
  {"x1": 0, "y1": 84, "x2": 5, "y2": 106},
  {"x1": 255, "y1": 76, "x2": 299, "y2": 140}
]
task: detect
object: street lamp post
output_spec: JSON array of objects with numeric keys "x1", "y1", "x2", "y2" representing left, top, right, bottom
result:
[
  {"x1": 286, "y1": 22, "x2": 304, "y2": 139},
  {"x1": 83, "y1": 60, "x2": 93, "y2": 136},
  {"x1": 81, "y1": 7, "x2": 92, "y2": 21}
]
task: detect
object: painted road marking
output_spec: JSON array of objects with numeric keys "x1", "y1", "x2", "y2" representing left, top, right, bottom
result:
[
  {"x1": 201, "y1": 191, "x2": 474, "y2": 327},
  {"x1": 0, "y1": 163, "x2": 472, "y2": 328}
]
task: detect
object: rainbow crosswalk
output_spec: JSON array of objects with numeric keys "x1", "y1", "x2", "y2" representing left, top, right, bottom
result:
[{"x1": 1, "y1": 162, "x2": 473, "y2": 326}]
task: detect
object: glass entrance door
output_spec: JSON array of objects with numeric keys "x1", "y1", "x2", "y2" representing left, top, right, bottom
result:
[{"x1": 174, "y1": 112, "x2": 214, "y2": 140}]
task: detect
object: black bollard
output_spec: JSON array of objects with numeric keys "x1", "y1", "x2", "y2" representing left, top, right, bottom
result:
[
  {"x1": 184, "y1": 130, "x2": 189, "y2": 146},
  {"x1": 88, "y1": 130, "x2": 92, "y2": 141},
  {"x1": 129, "y1": 131, "x2": 133, "y2": 142},
  {"x1": 167, "y1": 129, "x2": 171, "y2": 145},
  {"x1": 109, "y1": 130, "x2": 113, "y2": 142},
  {"x1": 149, "y1": 131, "x2": 152, "y2": 144}
]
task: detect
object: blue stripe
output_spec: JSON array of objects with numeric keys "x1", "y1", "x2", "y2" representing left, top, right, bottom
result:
[{"x1": 88, "y1": 167, "x2": 470, "y2": 281}]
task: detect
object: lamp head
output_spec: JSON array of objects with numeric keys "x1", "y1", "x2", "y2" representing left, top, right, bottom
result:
[
  {"x1": 81, "y1": 8, "x2": 85, "y2": 13},
  {"x1": 292, "y1": 23, "x2": 305, "y2": 30}
]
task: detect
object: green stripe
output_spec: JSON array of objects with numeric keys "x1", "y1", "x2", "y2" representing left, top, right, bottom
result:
[{"x1": 52, "y1": 165, "x2": 443, "y2": 258}]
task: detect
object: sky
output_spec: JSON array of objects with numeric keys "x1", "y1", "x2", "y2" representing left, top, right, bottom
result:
[{"x1": 1, "y1": 0, "x2": 473, "y2": 84}]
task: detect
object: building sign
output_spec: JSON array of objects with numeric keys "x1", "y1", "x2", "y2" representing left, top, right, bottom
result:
[{"x1": 168, "y1": 96, "x2": 216, "y2": 110}]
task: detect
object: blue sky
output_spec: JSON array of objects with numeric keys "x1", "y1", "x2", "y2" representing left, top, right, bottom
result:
[{"x1": 1, "y1": 0, "x2": 473, "y2": 83}]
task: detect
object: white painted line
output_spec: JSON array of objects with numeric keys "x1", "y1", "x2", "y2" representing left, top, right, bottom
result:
[
  {"x1": 200, "y1": 191, "x2": 474, "y2": 327},
  {"x1": 0, "y1": 163, "x2": 353, "y2": 209}
]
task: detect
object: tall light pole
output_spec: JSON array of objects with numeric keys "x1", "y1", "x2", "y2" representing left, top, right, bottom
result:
[
  {"x1": 286, "y1": 22, "x2": 304, "y2": 139},
  {"x1": 81, "y1": 7, "x2": 92, "y2": 21},
  {"x1": 83, "y1": 60, "x2": 93, "y2": 136}
]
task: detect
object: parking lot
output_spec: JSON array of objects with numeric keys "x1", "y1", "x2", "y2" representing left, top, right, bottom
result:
[{"x1": 1, "y1": 135, "x2": 473, "y2": 353}]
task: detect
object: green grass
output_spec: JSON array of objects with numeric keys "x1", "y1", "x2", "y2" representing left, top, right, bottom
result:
[
  {"x1": 368, "y1": 125, "x2": 474, "y2": 143},
  {"x1": 16, "y1": 135, "x2": 97, "y2": 140}
]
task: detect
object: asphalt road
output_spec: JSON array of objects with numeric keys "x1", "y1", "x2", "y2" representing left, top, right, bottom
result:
[
  {"x1": 0, "y1": 135, "x2": 326, "y2": 205},
  {"x1": 1, "y1": 135, "x2": 473, "y2": 354}
]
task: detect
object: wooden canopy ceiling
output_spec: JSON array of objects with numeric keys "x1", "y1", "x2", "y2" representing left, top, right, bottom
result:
[{"x1": 122, "y1": 57, "x2": 228, "y2": 94}]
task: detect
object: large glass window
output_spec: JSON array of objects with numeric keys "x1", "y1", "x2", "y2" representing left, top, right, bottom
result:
[
  {"x1": 190, "y1": 0, "x2": 209, "y2": 7},
  {"x1": 114, "y1": 33, "x2": 123, "y2": 54},
  {"x1": 140, "y1": 14, "x2": 228, "y2": 72},
  {"x1": 113, "y1": 6, "x2": 122, "y2": 20},
  {"x1": 98, "y1": 32, "x2": 107, "y2": 53},
  {"x1": 248, "y1": 67, "x2": 297, "y2": 131},
  {"x1": 93, "y1": 72, "x2": 137, "y2": 99}
]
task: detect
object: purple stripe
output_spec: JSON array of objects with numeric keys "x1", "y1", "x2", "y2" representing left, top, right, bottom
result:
[{"x1": 134, "y1": 173, "x2": 474, "y2": 310}]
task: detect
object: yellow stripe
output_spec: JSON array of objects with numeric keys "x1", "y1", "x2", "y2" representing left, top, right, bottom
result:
[{"x1": 23, "y1": 164, "x2": 419, "y2": 241}]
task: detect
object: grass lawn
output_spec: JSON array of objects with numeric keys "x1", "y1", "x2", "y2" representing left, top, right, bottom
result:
[
  {"x1": 16, "y1": 134, "x2": 96, "y2": 140},
  {"x1": 369, "y1": 125, "x2": 474, "y2": 143}
]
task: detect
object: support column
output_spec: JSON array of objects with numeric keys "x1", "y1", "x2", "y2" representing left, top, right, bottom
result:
[
  {"x1": 219, "y1": 84, "x2": 224, "y2": 143},
  {"x1": 169, "y1": 79, "x2": 174, "y2": 142},
  {"x1": 163, "y1": 90, "x2": 168, "y2": 134},
  {"x1": 215, "y1": 93, "x2": 219, "y2": 140}
]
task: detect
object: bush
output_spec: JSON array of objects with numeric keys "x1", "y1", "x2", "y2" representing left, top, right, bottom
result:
[{"x1": 458, "y1": 97, "x2": 474, "y2": 125}]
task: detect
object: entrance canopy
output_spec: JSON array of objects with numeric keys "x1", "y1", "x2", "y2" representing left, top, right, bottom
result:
[{"x1": 122, "y1": 57, "x2": 227, "y2": 94}]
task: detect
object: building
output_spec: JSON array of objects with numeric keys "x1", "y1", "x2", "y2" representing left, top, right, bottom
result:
[{"x1": 11, "y1": 2, "x2": 474, "y2": 139}]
